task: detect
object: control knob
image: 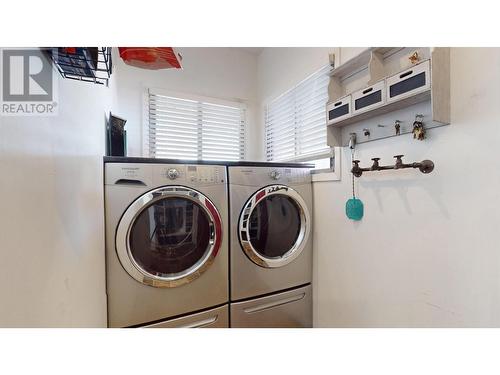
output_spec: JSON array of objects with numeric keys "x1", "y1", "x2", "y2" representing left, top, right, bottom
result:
[
  {"x1": 167, "y1": 168, "x2": 180, "y2": 180},
  {"x1": 269, "y1": 170, "x2": 281, "y2": 180}
]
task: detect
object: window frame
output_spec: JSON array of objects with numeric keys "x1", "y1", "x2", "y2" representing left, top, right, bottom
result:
[
  {"x1": 144, "y1": 88, "x2": 247, "y2": 160},
  {"x1": 264, "y1": 65, "x2": 333, "y2": 165}
]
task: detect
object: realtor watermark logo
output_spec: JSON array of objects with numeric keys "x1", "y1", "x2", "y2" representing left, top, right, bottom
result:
[{"x1": 1, "y1": 48, "x2": 58, "y2": 116}]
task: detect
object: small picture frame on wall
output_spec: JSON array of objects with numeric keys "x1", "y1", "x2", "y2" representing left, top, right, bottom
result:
[{"x1": 107, "y1": 112, "x2": 127, "y2": 156}]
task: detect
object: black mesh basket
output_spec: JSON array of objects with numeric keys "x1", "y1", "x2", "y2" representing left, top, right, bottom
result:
[{"x1": 45, "y1": 47, "x2": 112, "y2": 86}]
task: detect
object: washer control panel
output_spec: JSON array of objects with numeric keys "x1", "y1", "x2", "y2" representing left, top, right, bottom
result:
[{"x1": 154, "y1": 164, "x2": 226, "y2": 185}]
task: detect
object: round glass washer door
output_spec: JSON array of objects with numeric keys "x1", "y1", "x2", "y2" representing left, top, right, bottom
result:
[
  {"x1": 116, "y1": 186, "x2": 222, "y2": 288},
  {"x1": 238, "y1": 185, "x2": 310, "y2": 268}
]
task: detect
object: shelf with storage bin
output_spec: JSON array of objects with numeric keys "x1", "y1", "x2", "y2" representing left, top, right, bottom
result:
[{"x1": 326, "y1": 47, "x2": 450, "y2": 147}]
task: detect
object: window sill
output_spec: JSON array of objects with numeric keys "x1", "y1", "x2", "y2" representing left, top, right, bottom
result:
[
  {"x1": 310, "y1": 147, "x2": 341, "y2": 182},
  {"x1": 311, "y1": 170, "x2": 341, "y2": 182}
]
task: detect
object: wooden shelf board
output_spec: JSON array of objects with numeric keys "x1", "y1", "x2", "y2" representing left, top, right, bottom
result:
[{"x1": 329, "y1": 47, "x2": 403, "y2": 80}]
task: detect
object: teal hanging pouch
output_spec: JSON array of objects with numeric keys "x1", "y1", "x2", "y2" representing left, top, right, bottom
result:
[
  {"x1": 346, "y1": 148, "x2": 364, "y2": 221},
  {"x1": 345, "y1": 198, "x2": 364, "y2": 221}
]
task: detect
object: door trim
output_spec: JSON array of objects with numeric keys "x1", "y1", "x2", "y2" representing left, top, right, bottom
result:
[
  {"x1": 116, "y1": 185, "x2": 223, "y2": 288},
  {"x1": 243, "y1": 293, "x2": 306, "y2": 314},
  {"x1": 238, "y1": 184, "x2": 310, "y2": 268},
  {"x1": 141, "y1": 304, "x2": 229, "y2": 328}
]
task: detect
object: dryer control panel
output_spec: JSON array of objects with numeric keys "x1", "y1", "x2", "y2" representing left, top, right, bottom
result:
[
  {"x1": 281, "y1": 168, "x2": 311, "y2": 184},
  {"x1": 228, "y1": 166, "x2": 311, "y2": 186}
]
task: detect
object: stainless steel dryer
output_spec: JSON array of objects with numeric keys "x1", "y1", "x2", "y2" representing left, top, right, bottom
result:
[
  {"x1": 228, "y1": 165, "x2": 313, "y2": 327},
  {"x1": 104, "y1": 159, "x2": 228, "y2": 327}
]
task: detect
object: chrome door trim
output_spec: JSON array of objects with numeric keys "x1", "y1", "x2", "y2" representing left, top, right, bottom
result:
[
  {"x1": 178, "y1": 316, "x2": 218, "y2": 328},
  {"x1": 238, "y1": 185, "x2": 310, "y2": 268},
  {"x1": 243, "y1": 293, "x2": 306, "y2": 314},
  {"x1": 116, "y1": 185, "x2": 223, "y2": 288}
]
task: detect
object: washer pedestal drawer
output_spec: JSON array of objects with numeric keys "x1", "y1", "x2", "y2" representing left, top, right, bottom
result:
[
  {"x1": 230, "y1": 285, "x2": 312, "y2": 328},
  {"x1": 143, "y1": 305, "x2": 228, "y2": 328}
]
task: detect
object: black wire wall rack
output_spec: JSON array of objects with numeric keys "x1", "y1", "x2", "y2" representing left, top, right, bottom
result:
[{"x1": 45, "y1": 47, "x2": 112, "y2": 86}]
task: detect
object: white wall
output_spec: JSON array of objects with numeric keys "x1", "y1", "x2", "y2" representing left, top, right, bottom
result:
[
  {"x1": 114, "y1": 48, "x2": 262, "y2": 160},
  {"x1": 0, "y1": 52, "x2": 111, "y2": 327},
  {"x1": 258, "y1": 47, "x2": 500, "y2": 327},
  {"x1": 313, "y1": 47, "x2": 500, "y2": 327},
  {"x1": 258, "y1": 47, "x2": 336, "y2": 104}
]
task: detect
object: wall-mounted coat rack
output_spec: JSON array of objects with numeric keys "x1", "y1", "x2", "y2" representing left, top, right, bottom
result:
[{"x1": 351, "y1": 155, "x2": 434, "y2": 177}]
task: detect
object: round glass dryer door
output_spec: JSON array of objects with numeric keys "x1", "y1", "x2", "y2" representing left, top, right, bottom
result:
[
  {"x1": 116, "y1": 186, "x2": 222, "y2": 288},
  {"x1": 239, "y1": 185, "x2": 310, "y2": 268}
]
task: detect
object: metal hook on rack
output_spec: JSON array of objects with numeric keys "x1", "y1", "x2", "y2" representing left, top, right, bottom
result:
[{"x1": 351, "y1": 155, "x2": 434, "y2": 177}]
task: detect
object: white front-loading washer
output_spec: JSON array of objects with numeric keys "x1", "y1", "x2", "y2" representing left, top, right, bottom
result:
[
  {"x1": 104, "y1": 159, "x2": 228, "y2": 327},
  {"x1": 228, "y1": 165, "x2": 313, "y2": 327}
]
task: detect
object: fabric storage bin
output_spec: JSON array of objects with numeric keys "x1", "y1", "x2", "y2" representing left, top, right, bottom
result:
[
  {"x1": 327, "y1": 95, "x2": 352, "y2": 125},
  {"x1": 352, "y1": 80, "x2": 386, "y2": 115},
  {"x1": 386, "y1": 60, "x2": 431, "y2": 103}
]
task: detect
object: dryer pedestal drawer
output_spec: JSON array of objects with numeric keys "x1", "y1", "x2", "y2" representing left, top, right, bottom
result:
[
  {"x1": 143, "y1": 305, "x2": 228, "y2": 328},
  {"x1": 230, "y1": 285, "x2": 312, "y2": 328}
]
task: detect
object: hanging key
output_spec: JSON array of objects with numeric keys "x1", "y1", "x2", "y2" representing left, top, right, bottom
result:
[
  {"x1": 395, "y1": 120, "x2": 401, "y2": 136},
  {"x1": 412, "y1": 114, "x2": 426, "y2": 140}
]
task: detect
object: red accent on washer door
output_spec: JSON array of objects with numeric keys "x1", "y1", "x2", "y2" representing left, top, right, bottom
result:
[
  {"x1": 204, "y1": 199, "x2": 223, "y2": 256},
  {"x1": 255, "y1": 189, "x2": 266, "y2": 203}
]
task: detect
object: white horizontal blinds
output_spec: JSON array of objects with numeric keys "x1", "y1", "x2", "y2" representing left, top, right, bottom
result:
[
  {"x1": 200, "y1": 101, "x2": 246, "y2": 161},
  {"x1": 148, "y1": 94, "x2": 200, "y2": 159},
  {"x1": 148, "y1": 90, "x2": 246, "y2": 160},
  {"x1": 266, "y1": 65, "x2": 331, "y2": 162}
]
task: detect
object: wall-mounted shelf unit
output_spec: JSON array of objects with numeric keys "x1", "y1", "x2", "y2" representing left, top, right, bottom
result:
[{"x1": 326, "y1": 47, "x2": 450, "y2": 147}]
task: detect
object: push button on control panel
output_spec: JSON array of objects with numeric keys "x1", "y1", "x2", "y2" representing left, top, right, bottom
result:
[{"x1": 184, "y1": 166, "x2": 223, "y2": 184}]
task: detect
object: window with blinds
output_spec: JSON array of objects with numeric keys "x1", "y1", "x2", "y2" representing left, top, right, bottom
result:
[
  {"x1": 265, "y1": 65, "x2": 331, "y2": 162},
  {"x1": 147, "y1": 90, "x2": 246, "y2": 161}
]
